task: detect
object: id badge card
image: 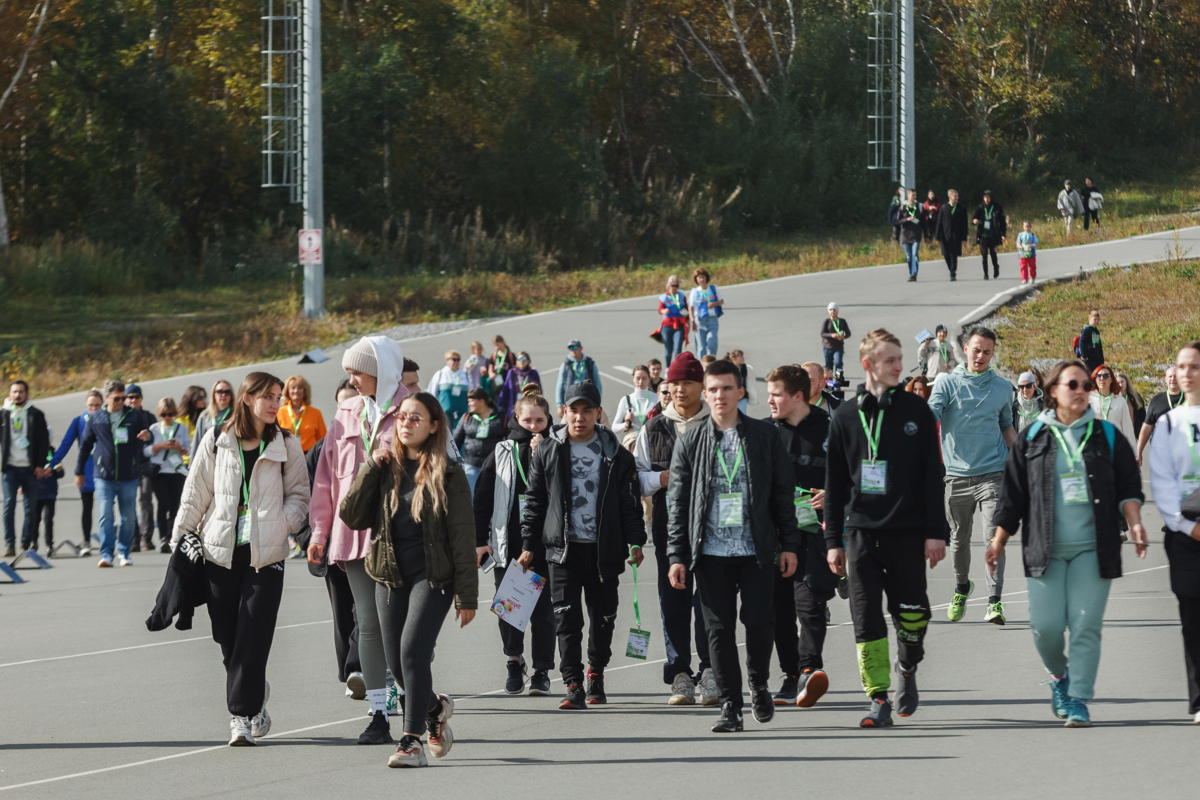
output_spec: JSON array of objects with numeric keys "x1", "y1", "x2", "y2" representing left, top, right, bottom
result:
[
  {"x1": 626, "y1": 628, "x2": 651, "y2": 660},
  {"x1": 1182, "y1": 473, "x2": 1200, "y2": 500},
  {"x1": 718, "y1": 493, "x2": 744, "y2": 527},
  {"x1": 984, "y1": 220, "x2": 992, "y2": 230},
  {"x1": 14, "y1": 435, "x2": 29, "y2": 450},
  {"x1": 236, "y1": 507, "x2": 251, "y2": 545},
  {"x1": 794, "y1": 490, "x2": 817, "y2": 527},
  {"x1": 1060, "y1": 472, "x2": 1089, "y2": 505},
  {"x1": 861, "y1": 461, "x2": 887, "y2": 494},
  {"x1": 518, "y1": 494, "x2": 528, "y2": 516},
  {"x1": 451, "y1": 385, "x2": 462, "y2": 396},
  {"x1": 114, "y1": 428, "x2": 130, "y2": 444},
  {"x1": 475, "y1": 424, "x2": 490, "y2": 439}
]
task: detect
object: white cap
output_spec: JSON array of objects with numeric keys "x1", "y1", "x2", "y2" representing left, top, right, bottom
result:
[
  {"x1": 1018, "y1": 372, "x2": 1036, "y2": 386},
  {"x1": 827, "y1": 302, "x2": 839, "y2": 311}
]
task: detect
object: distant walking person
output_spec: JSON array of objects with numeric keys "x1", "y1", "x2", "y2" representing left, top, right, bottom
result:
[
  {"x1": 278, "y1": 376, "x2": 327, "y2": 453},
  {"x1": 888, "y1": 186, "x2": 904, "y2": 243},
  {"x1": 1136, "y1": 365, "x2": 1183, "y2": 466},
  {"x1": 921, "y1": 190, "x2": 941, "y2": 243},
  {"x1": 1076, "y1": 309, "x2": 1105, "y2": 374},
  {"x1": 1088, "y1": 365, "x2": 1136, "y2": 445},
  {"x1": 1057, "y1": 180, "x2": 1085, "y2": 239},
  {"x1": 658, "y1": 275, "x2": 690, "y2": 366},
  {"x1": 191, "y1": 381, "x2": 235, "y2": 462},
  {"x1": 1, "y1": 380, "x2": 50, "y2": 557},
  {"x1": 124, "y1": 384, "x2": 158, "y2": 552},
  {"x1": 935, "y1": 188, "x2": 969, "y2": 281},
  {"x1": 820, "y1": 303, "x2": 850, "y2": 378},
  {"x1": 1017, "y1": 221, "x2": 1039, "y2": 285},
  {"x1": 427, "y1": 351, "x2": 470, "y2": 429},
  {"x1": 918, "y1": 325, "x2": 959, "y2": 379},
  {"x1": 50, "y1": 388, "x2": 103, "y2": 555},
  {"x1": 1080, "y1": 178, "x2": 1102, "y2": 231},
  {"x1": 690, "y1": 268, "x2": 725, "y2": 359},
  {"x1": 973, "y1": 190, "x2": 1007, "y2": 280},
  {"x1": 554, "y1": 340, "x2": 602, "y2": 420},
  {"x1": 897, "y1": 188, "x2": 925, "y2": 282},
  {"x1": 144, "y1": 398, "x2": 190, "y2": 554}
]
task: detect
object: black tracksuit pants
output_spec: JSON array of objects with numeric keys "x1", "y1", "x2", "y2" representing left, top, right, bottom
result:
[
  {"x1": 495, "y1": 561, "x2": 556, "y2": 672},
  {"x1": 655, "y1": 539, "x2": 710, "y2": 684},
  {"x1": 845, "y1": 530, "x2": 931, "y2": 697},
  {"x1": 549, "y1": 542, "x2": 620, "y2": 685},
  {"x1": 325, "y1": 564, "x2": 361, "y2": 682},
  {"x1": 205, "y1": 544, "x2": 285, "y2": 717},
  {"x1": 695, "y1": 555, "x2": 775, "y2": 710},
  {"x1": 940, "y1": 242, "x2": 959, "y2": 277},
  {"x1": 774, "y1": 536, "x2": 838, "y2": 676},
  {"x1": 981, "y1": 242, "x2": 999, "y2": 276}
]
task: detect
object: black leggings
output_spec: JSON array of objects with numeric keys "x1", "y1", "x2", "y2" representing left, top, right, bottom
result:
[
  {"x1": 35, "y1": 499, "x2": 55, "y2": 547},
  {"x1": 376, "y1": 573, "x2": 454, "y2": 736},
  {"x1": 81, "y1": 491, "x2": 94, "y2": 542},
  {"x1": 151, "y1": 473, "x2": 186, "y2": 546}
]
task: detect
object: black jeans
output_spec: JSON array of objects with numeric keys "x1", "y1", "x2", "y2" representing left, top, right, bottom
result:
[
  {"x1": 695, "y1": 555, "x2": 775, "y2": 710},
  {"x1": 495, "y1": 562, "x2": 556, "y2": 672},
  {"x1": 1179, "y1": 595, "x2": 1200, "y2": 715},
  {"x1": 549, "y1": 542, "x2": 620, "y2": 685},
  {"x1": 137, "y1": 473, "x2": 155, "y2": 547},
  {"x1": 2, "y1": 465, "x2": 38, "y2": 549},
  {"x1": 845, "y1": 530, "x2": 931, "y2": 695},
  {"x1": 151, "y1": 473, "x2": 185, "y2": 547},
  {"x1": 940, "y1": 242, "x2": 959, "y2": 276},
  {"x1": 1084, "y1": 208, "x2": 1100, "y2": 230},
  {"x1": 655, "y1": 541, "x2": 710, "y2": 683},
  {"x1": 980, "y1": 242, "x2": 999, "y2": 276},
  {"x1": 205, "y1": 544, "x2": 285, "y2": 717},
  {"x1": 81, "y1": 490, "x2": 94, "y2": 544},
  {"x1": 773, "y1": 572, "x2": 836, "y2": 675},
  {"x1": 375, "y1": 572, "x2": 454, "y2": 736},
  {"x1": 34, "y1": 498, "x2": 55, "y2": 548},
  {"x1": 1166, "y1": 528, "x2": 1200, "y2": 714},
  {"x1": 325, "y1": 564, "x2": 361, "y2": 682}
]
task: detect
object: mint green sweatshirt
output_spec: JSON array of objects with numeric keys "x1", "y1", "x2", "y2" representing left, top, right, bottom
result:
[{"x1": 928, "y1": 365, "x2": 1015, "y2": 477}]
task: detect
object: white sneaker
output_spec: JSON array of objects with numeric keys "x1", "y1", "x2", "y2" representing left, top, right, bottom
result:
[
  {"x1": 229, "y1": 716, "x2": 255, "y2": 746},
  {"x1": 1194, "y1": 711, "x2": 1200, "y2": 724},
  {"x1": 118, "y1": 555, "x2": 133, "y2": 567},
  {"x1": 668, "y1": 672, "x2": 696, "y2": 705},
  {"x1": 251, "y1": 681, "x2": 271, "y2": 738},
  {"x1": 346, "y1": 671, "x2": 366, "y2": 700},
  {"x1": 426, "y1": 694, "x2": 455, "y2": 758},
  {"x1": 78, "y1": 545, "x2": 92, "y2": 557},
  {"x1": 699, "y1": 668, "x2": 719, "y2": 706},
  {"x1": 97, "y1": 555, "x2": 113, "y2": 568},
  {"x1": 388, "y1": 737, "x2": 427, "y2": 768}
]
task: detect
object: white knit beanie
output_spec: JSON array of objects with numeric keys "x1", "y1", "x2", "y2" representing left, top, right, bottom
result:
[{"x1": 341, "y1": 338, "x2": 378, "y2": 377}]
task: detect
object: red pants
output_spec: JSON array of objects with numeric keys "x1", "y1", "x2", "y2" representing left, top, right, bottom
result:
[{"x1": 1020, "y1": 256, "x2": 1037, "y2": 281}]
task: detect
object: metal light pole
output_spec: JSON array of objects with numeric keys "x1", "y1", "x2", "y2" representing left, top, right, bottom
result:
[
  {"x1": 301, "y1": 0, "x2": 325, "y2": 318},
  {"x1": 898, "y1": 0, "x2": 916, "y2": 194}
]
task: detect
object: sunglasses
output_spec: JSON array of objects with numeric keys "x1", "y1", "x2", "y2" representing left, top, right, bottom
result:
[
  {"x1": 568, "y1": 346, "x2": 580, "y2": 351},
  {"x1": 1018, "y1": 383, "x2": 1034, "y2": 389},
  {"x1": 126, "y1": 395, "x2": 141, "y2": 400},
  {"x1": 214, "y1": 389, "x2": 232, "y2": 396},
  {"x1": 1095, "y1": 372, "x2": 1112, "y2": 380},
  {"x1": 111, "y1": 395, "x2": 127, "y2": 402},
  {"x1": 450, "y1": 357, "x2": 461, "y2": 362},
  {"x1": 1058, "y1": 379, "x2": 1094, "y2": 392},
  {"x1": 396, "y1": 412, "x2": 426, "y2": 424},
  {"x1": 517, "y1": 357, "x2": 530, "y2": 363}
]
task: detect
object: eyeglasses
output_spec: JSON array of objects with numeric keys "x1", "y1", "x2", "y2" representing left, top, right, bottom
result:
[
  {"x1": 1095, "y1": 372, "x2": 1112, "y2": 380},
  {"x1": 1058, "y1": 379, "x2": 1094, "y2": 392},
  {"x1": 214, "y1": 389, "x2": 232, "y2": 396},
  {"x1": 396, "y1": 412, "x2": 425, "y2": 424}
]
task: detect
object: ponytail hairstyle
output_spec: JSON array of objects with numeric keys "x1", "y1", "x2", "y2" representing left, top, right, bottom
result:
[
  {"x1": 390, "y1": 392, "x2": 450, "y2": 524},
  {"x1": 514, "y1": 382, "x2": 550, "y2": 420},
  {"x1": 230, "y1": 372, "x2": 287, "y2": 445}
]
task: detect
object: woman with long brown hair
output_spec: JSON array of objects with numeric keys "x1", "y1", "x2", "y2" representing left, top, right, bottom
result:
[
  {"x1": 172, "y1": 372, "x2": 310, "y2": 746},
  {"x1": 340, "y1": 392, "x2": 478, "y2": 768},
  {"x1": 190, "y1": 380, "x2": 235, "y2": 459}
]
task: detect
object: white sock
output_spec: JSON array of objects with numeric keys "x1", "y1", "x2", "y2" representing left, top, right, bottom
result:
[{"x1": 367, "y1": 688, "x2": 388, "y2": 718}]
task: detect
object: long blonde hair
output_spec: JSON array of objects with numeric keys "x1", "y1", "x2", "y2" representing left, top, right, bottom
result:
[{"x1": 391, "y1": 392, "x2": 450, "y2": 523}]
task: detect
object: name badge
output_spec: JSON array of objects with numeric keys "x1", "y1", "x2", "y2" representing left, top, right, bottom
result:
[
  {"x1": 114, "y1": 428, "x2": 130, "y2": 444},
  {"x1": 794, "y1": 493, "x2": 818, "y2": 528},
  {"x1": 984, "y1": 220, "x2": 992, "y2": 230},
  {"x1": 718, "y1": 492, "x2": 743, "y2": 527},
  {"x1": 1060, "y1": 472, "x2": 1089, "y2": 505},
  {"x1": 14, "y1": 435, "x2": 29, "y2": 450},
  {"x1": 452, "y1": 385, "x2": 462, "y2": 396},
  {"x1": 518, "y1": 494, "x2": 528, "y2": 516},
  {"x1": 861, "y1": 461, "x2": 887, "y2": 494},
  {"x1": 1182, "y1": 474, "x2": 1200, "y2": 501},
  {"x1": 237, "y1": 507, "x2": 251, "y2": 545},
  {"x1": 626, "y1": 628, "x2": 651, "y2": 660},
  {"x1": 475, "y1": 424, "x2": 490, "y2": 439}
]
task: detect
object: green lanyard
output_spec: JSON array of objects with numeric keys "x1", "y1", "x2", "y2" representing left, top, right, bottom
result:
[
  {"x1": 513, "y1": 443, "x2": 529, "y2": 487},
  {"x1": 1049, "y1": 422, "x2": 1093, "y2": 472},
  {"x1": 494, "y1": 349, "x2": 508, "y2": 371},
  {"x1": 10, "y1": 406, "x2": 26, "y2": 433},
  {"x1": 111, "y1": 409, "x2": 128, "y2": 432},
  {"x1": 360, "y1": 398, "x2": 393, "y2": 456},
  {"x1": 1169, "y1": 393, "x2": 1188, "y2": 410},
  {"x1": 571, "y1": 359, "x2": 586, "y2": 382},
  {"x1": 517, "y1": 372, "x2": 531, "y2": 389},
  {"x1": 631, "y1": 560, "x2": 642, "y2": 628},
  {"x1": 939, "y1": 342, "x2": 948, "y2": 363},
  {"x1": 159, "y1": 421, "x2": 178, "y2": 440},
  {"x1": 949, "y1": 203, "x2": 957, "y2": 215},
  {"x1": 236, "y1": 438, "x2": 265, "y2": 507},
  {"x1": 473, "y1": 413, "x2": 495, "y2": 438},
  {"x1": 906, "y1": 202, "x2": 917, "y2": 218},
  {"x1": 857, "y1": 407, "x2": 885, "y2": 463},
  {"x1": 830, "y1": 319, "x2": 842, "y2": 336},
  {"x1": 664, "y1": 292, "x2": 683, "y2": 312},
  {"x1": 985, "y1": 204, "x2": 994, "y2": 221},
  {"x1": 812, "y1": 395, "x2": 823, "y2": 408},
  {"x1": 286, "y1": 404, "x2": 305, "y2": 434},
  {"x1": 716, "y1": 441, "x2": 744, "y2": 492},
  {"x1": 1099, "y1": 394, "x2": 1113, "y2": 420},
  {"x1": 1018, "y1": 407, "x2": 1040, "y2": 419},
  {"x1": 216, "y1": 407, "x2": 231, "y2": 426},
  {"x1": 630, "y1": 394, "x2": 649, "y2": 423}
]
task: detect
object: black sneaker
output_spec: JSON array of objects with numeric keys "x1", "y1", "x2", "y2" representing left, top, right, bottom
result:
[
  {"x1": 585, "y1": 668, "x2": 606, "y2": 705},
  {"x1": 860, "y1": 696, "x2": 894, "y2": 728},
  {"x1": 160, "y1": 542, "x2": 171, "y2": 554},
  {"x1": 504, "y1": 658, "x2": 526, "y2": 695},
  {"x1": 750, "y1": 684, "x2": 774, "y2": 723},
  {"x1": 950, "y1": 274, "x2": 957, "y2": 281},
  {"x1": 711, "y1": 702, "x2": 744, "y2": 733},
  {"x1": 894, "y1": 663, "x2": 919, "y2": 717},
  {"x1": 796, "y1": 668, "x2": 829, "y2": 708},
  {"x1": 528, "y1": 670, "x2": 551, "y2": 696},
  {"x1": 357, "y1": 710, "x2": 394, "y2": 744},
  {"x1": 559, "y1": 682, "x2": 587, "y2": 710},
  {"x1": 836, "y1": 576, "x2": 849, "y2": 599},
  {"x1": 773, "y1": 675, "x2": 799, "y2": 706}
]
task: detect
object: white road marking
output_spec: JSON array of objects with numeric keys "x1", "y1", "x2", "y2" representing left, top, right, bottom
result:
[{"x1": 600, "y1": 371, "x2": 635, "y2": 389}]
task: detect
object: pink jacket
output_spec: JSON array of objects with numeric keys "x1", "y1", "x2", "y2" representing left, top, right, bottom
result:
[{"x1": 310, "y1": 385, "x2": 408, "y2": 563}]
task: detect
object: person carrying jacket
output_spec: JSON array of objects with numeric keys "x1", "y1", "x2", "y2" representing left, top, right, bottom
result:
[
  {"x1": 935, "y1": 188, "x2": 969, "y2": 281},
  {"x1": 2, "y1": 379, "x2": 51, "y2": 557},
  {"x1": 973, "y1": 190, "x2": 1007, "y2": 280},
  {"x1": 666, "y1": 359, "x2": 800, "y2": 734},
  {"x1": 1057, "y1": 179, "x2": 1085, "y2": 238},
  {"x1": 308, "y1": 334, "x2": 409, "y2": 744},
  {"x1": 518, "y1": 381, "x2": 646, "y2": 711},
  {"x1": 766, "y1": 365, "x2": 836, "y2": 710},
  {"x1": 77, "y1": 380, "x2": 152, "y2": 567},
  {"x1": 171, "y1": 371, "x2": 310, "y2": 746},
  {"x1": 474, "y1": 386, "x2": 556, "y2": 697},
  {"x1": 634, "y1": 351, "x2": 715, "y2": 707},
  {"x1": 1013, "y1": 372, "x2": 1044, "y2": 435},
  {"x1": 825, "y1": 329, "x2": 947, "y2": 728},
  {"x1": 991, "y1": 359, "x2": 1147, "y2": 728},
  {"x1": 338, "y1": 390, "x2": 477, "y2": 769},
  {"x1": 50, "y1": 389, "x2": 102, "y2": 555},
  {"x1": 554, "y1": 340, "x2": 603, "y2": 419},
  {"x1": 452, "y1": 388, "x2": 506, "y2": 495}
]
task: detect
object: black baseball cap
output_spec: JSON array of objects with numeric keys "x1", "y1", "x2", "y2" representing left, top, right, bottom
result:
[{"x1": 564, "y1": 383, "x2": 601, "y2": 409}]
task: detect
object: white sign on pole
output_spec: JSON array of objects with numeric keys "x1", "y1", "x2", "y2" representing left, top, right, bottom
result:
[{"x1": 298, "y1": 229, "x2": 323, "y2": 265}]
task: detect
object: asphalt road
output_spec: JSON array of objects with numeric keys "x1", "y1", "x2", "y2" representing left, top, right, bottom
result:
[{"x1": 2, "y1": 227, "x2": 1197, "y2": 797}]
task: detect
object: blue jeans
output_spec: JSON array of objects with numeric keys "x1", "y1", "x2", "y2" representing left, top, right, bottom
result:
[
  {"x1": 823, "y1": 348, "x2": 843, "y2": 372},
  {"x1": 462, "y1": 464, "x2": 481, "y2": 497},
  {"x1": 95, "y1": 477, "x2": 139, "y2": 560},
  {"x1": 2, "y1": 465, "x2": 38, "y2": 548},
  {"x1": 662, "y1": 324, "x2": 685, "y2": 366},
  {"x1": 903, "y1": 241, "x2": 920, "y2": 276},
  {"x1": 696, "y1": 317, "x2": 720, "y2": 358}
]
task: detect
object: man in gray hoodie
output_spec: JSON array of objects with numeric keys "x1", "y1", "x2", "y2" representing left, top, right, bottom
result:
[{"x1": 927, "y1": 328, "x2": 1017, "y2": 625}]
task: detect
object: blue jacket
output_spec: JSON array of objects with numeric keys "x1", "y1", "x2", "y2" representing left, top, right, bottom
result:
[
  {"x1": 52, "y1": 413, "x2": 96, "y2": 492},
  {"x1": 928, "y1": 366, "x2": 1015, "y2": 477},
  {"x1": 77, "y1": 408, "x2": 152, "y2": 483}
]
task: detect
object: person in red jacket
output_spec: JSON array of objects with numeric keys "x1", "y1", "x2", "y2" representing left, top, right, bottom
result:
[{"x1": 921, "y1": 190, "x2": 942, "y2": 243}]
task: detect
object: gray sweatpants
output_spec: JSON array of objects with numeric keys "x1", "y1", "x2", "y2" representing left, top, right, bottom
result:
[
  {"x1": 344, "y1": 559, "x2": 388, "y2": 690},
  {"x1": 945, "y1": 472, "x2": 1005, "y2": 597}
]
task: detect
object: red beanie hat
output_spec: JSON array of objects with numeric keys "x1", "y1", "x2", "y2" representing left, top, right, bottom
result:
[{"x1": 667, "y1": 352, "x2": 705, "y2": 384}]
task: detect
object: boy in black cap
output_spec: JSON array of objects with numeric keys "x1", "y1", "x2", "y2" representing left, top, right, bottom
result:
[{"x1": 519, "y1": 382, "x2": 646, "y2": 709}]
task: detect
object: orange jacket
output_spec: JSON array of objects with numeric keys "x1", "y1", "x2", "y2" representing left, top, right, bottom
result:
[{"x1": 277, "y1": 404, "x2": 327, "y2": 452}]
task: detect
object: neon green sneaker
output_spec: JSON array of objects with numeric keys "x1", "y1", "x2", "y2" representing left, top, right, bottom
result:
[
  {"x1": 947, "y1": 581, "x2": 973, "y2": 622},
  {"x1": 984, "y1": 601, "x2": 1006, "y2": 625}
]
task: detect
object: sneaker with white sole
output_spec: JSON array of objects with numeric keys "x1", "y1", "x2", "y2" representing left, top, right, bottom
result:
[
  {"x1": 1193, "y1": 710, "x2": 1200, "y2": 724},
  {"x1": 345, "y1": 671, "x2": 366, "y2": 700},
  {"x1": 385, "y1": 682, "x2": 401, "y2": 716},
  {"x1": 251, "y1": 681, "x2": 271, "y2": 738},
  {"x1": 699, "y1": 668, "x2": 719, "y2": 706},
  {"x1": 229, "y1": 716, "x2": 255, "y2": 746},
  {"x1": 668, "y1": 672, "x2": 696, "y2": 705},
  {"x1": 796, "y1": 668, "x2": 829, "y2": 708},
  {"x1": 426, "y1": 693, "x2": 455, "y2": 758},
  {"x1": 388, "y1": 735, "x2": 427, "y2": 768},
  {"x1": 97, "y1": 556, "x2": 113, "y2": 568},
  {"x1": 118, "y1": 554, "x2": 133, "y2": 567}
]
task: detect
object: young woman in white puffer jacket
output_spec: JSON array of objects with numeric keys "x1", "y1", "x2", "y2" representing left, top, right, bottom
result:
[{"x1": 172, "y1": 371, "x2": 310, "y2": 747}]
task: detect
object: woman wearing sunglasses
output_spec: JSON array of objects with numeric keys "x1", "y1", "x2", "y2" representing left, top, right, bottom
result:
[
  {"x1": 1088, "y1": 364, "x2": 1136, "y2": 444},
  {"x1": 427, "y1": 350, "x2": 471, "y2": 429},
  {"x1": 191, "y1": 380, "x2": 235, "y2": 461},
  {"x1": 339, "y1": 392, "x2": 478, "y2": 768},
  {"x1": 989, "y1": 360, "x2": 1146, "y2": 728},
  {"x1": 497, "y1": 351, "x2": 542, "y2": 419}
]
